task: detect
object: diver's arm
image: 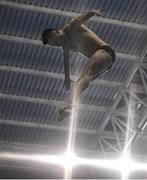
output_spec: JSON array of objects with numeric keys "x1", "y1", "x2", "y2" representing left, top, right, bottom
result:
[
  {"x1": 63, "y1": 47, "x2": 71, "y2": 91},
  {"x1": 63, "y1": 10, "x2": 104, "y2": 32}
]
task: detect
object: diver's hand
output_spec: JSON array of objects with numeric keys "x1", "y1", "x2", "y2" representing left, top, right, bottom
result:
[
  {"x1": 91, "y1": 9, "x2": 105, "y2": 16},
  {"x1": 64, "y1": 78, "x2": 71, "y2": 91}
]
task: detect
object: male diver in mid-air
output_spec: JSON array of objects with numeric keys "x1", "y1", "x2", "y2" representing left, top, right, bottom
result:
[{"x1": 42, "y1": 10, "x2": 115, "y2": 120}]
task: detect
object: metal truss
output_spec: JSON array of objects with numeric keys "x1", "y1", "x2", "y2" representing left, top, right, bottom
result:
[
  {"x1": 96, "y1": 50, "x2": 147, "y2": 154},
  {"x1": 98, "y1": 91, "x2": 147, "y2": 154},
  {"x1": 123, "y1": 109, "x2": 147, "y2": 153},
  {"x1": 99, "y1": 46, "x2": 147, "y2": 130},
  {"x1": 138, "y1": 60, "x2": 147, "y2": 92}
]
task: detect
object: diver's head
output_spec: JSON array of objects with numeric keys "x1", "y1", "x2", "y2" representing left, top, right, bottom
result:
[{"x1": 42, "y1": 28, "x2": 64, "y2": 47}]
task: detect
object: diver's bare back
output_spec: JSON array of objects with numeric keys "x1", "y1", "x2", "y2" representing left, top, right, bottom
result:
[{"x1": 64, "y1": 25, "x2": 108, "y2": 58}]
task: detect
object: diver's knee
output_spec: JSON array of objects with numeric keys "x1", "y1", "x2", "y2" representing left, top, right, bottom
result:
[
  {"x1": 79, "y1": 79, "x2": 90, "y2": 92},
  {"x1": 84, "y1": 73, "x2": 93, "y2": 82},
  {"x1": 77, "y1": 72, "x2": 92, "y2": 83}
]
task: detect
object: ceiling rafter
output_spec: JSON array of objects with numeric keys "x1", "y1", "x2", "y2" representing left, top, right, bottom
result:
[
  {"x1": 0, "y1": 92, "x2": 111, "y2": 113},
  {"x1": 0, "y1": 118, "x2": 125, "y2": 139},
  {"x1": 0, "y1": 60, "x2": 123, "y2": 88},
  {"x1": 1, "y1": 140, "x2": 146, "y2": 161},
  {"x1": 0, "y1": 34, "x2": 138, "y2": 62},
  {"x1": 0, "y1": 140, "x2": 121, "y2": 159},
  {"x1": 1, "y1": 0, "x2": 147, "y2": 31}
]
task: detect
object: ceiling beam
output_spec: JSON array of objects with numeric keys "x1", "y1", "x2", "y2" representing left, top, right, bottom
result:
[
  {"x1": 0, "y1": 141, "x2": 146, "y2": 161},
  {"x1": 0, "y1": 34, "x2": 138, "y2": 62},
  {"x1": 0, "y1": 118, "x2": 125, "y2": 139},
  {"x1": 0, "y1": 63, "x2": 123, "y2": 88},
  {"x1": 0, "y1": 59, "x2": 145, "y2": 93},
  {"x1": 0, "y1": 92, "x2": 111, "y2": 113},
  {"x1": 0, "y1": 140, "x2": 122, "y2": 158},
  {"x1": 1, "y1": 0, "x2": 147, "y2": 31}
]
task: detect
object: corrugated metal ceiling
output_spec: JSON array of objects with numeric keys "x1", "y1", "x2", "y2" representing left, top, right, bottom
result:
[{"x1": 0, "y1": 0, "x2": 147, "y2": 178}]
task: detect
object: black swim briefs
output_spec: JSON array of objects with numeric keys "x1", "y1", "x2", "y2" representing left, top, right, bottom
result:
[{"x1": 100, "y1": 45, "x2": 116, "y2": 63}]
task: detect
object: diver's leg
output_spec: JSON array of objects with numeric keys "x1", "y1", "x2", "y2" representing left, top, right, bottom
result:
[
  {"x1": 58, "y1": 49, "x2": 113, "y2": 120},
  {"x1": 67, "y1": 49, "x2": 113, "y2": 105}
]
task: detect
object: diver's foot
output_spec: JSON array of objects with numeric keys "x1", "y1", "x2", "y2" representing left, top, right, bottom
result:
[{"x1": 58, "y1": 107, "x2": 72, "y2": 121}]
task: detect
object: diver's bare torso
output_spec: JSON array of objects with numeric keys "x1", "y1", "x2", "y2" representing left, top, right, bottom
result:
[{"x1": 64, "y1": 25, "x2": 108, "y2": 58}]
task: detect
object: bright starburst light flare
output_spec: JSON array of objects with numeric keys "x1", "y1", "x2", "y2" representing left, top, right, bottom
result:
[
  {"x1": 1, "y1": 90, "x2": 147, "y2": 179},
  {"x1": 64, "y1": 87, "x2": 78, "y2": 179},
  {"x1": 1, "y1": 152, "x2": 147, "y2": 177},
  {"x1": 120, "y1": 92, "x2": 139, "y2": 179}
]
